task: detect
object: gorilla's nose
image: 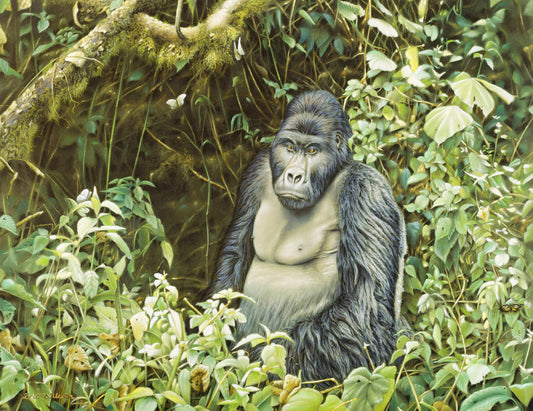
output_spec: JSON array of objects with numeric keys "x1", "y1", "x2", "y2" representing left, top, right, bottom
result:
[{"x1": 286, "y1": 168, "x2": 305, "y2": 184}]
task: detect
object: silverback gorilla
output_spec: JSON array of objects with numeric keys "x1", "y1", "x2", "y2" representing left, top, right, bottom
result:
[{"x1": 209, "y1": 90, "x2": 407, "y2": 383}]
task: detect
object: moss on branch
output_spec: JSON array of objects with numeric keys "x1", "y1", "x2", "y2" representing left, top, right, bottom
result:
[{"x1": 0, "y1": 0, "x2": 271, "y2": 169}]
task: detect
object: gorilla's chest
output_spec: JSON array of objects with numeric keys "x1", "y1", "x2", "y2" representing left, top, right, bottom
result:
[{"x1": 252, "y1": 182, "x2": 340, "y2": 265}]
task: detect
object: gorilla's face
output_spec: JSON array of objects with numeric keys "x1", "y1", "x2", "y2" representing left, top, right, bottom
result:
[
  {"x1": 271, "y1": 131, "x2": 341, "y2": 210},
  {"x1": 270, "y1": 90, "x2": 352, "y2": 211}
]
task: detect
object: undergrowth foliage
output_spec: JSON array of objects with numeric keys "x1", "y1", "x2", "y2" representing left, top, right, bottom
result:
[{"x1": 0, "y1": 0, "x2": 532, "y2": 410}]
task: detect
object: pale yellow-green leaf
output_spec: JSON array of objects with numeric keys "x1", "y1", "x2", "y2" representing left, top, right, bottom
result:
[{"x1": 406, "y1": 46, "x2": 419, "y2": 71}]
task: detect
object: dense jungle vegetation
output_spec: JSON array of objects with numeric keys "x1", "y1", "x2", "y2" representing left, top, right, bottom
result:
[{"x1": 0, "y1": 0, "x2": 532, "y2": 409}]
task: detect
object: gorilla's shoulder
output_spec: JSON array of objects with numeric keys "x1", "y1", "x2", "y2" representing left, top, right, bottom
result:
[{"x1": 341, "y1": 161, "x2": 394, "y2": 190}]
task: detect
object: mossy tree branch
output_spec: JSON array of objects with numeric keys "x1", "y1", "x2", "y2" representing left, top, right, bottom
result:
[{"x1": 0, "y1": 0, "x2": 271, "y2": 170}]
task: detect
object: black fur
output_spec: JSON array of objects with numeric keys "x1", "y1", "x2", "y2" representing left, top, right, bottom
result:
[{"x1": 208, "y1": 90, "x2": 406, "y2": 383}]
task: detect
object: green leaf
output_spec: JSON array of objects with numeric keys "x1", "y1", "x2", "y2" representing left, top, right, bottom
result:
[
  {"x1": 435, "y1": 217, "x2": 452, "y2": 240},
  {"x1": 298, "y1": 9, "x2": 315, "y2": 26},
  {"x1": 406, "y1": 172, "x2": 428, "y2": 187},
  {"x1": 424, "y1": 106, "x2": 474, "y2": 144},
  {"x1": 342, "y1": 367, "x2": 390, "y2": 411},
  {"x1": 366, "y1": 50, "x2": 397, "y2": 72},
  {"x1": 134, "y1": 396, "x2": 158, "y2": 411},
  {"x1": 374, "y1": 366, "x2": 396, "y2": 411},
  {"x1": 510, "y1": 383, "x2": 533, "y2": 406},
  {"x1": 282, "y1": 33, "x2": 296, "y2": 48},
  {"x1": 406, "y1": 222, "x2": 421, "y2": 246},
  {"x1": 106, "y1": 232, "x2": 132, "y2": 258},
  {"x1": 368, "y1": 18, "x2": 398, "y2": 37},
  {"x1": 337, "y1": 1, "x2": 365, "y2": 21},
  {"x1": 478, "y1": 79, "x2": 515, "y2": 104},
  {"x1": 115, "y1": 387, "x2": 153, "y2": 402},
  {"x1": 466, "y1": 364, "x2": 490, "y2": 385},
  {"x1": 459, "y1": 386, "x2": 512, "y2": 411},
  {"x1": 0, "y1": 298, "x2": 15, "y2": 326},
  {"x1": 104, "y1": 389, "x2": 119, "y2": 406},
  {"x1": 1, "y1": 279, "x2": 46, "y2": 310},
  {"x1": 318, "y1": 395, "x2": 348, "y2": 411},
  {"x1": 84, "y1": 270, "x2": 99, "y2": 299},
  {"x1": 0, "y1": 0, "x2": 10, "y2": 12},
  {"x1": 398, "y1": 15, "x2": 423, "y2": 33},
  {"x1": 435, "y1": 237, "x2": 451, "y2": 262},
  {"x1": 161, "y1": 391, "x2": 186, "y2": 404},
  {"x1": 0, "y1": 361, "x2": 29, "y2": 404},
  {"x1": 282, "y1": 388, "x2": 323, "y2": 410},
  {"x1": 0, "y1": 215, "x2": 17, "y2": 235},
  {"x1": 161, "y1": 240, "x2": 174, "y2": 268},
  {"x1": 451, "y1": 72, "x2": 494, "y2": 117}
]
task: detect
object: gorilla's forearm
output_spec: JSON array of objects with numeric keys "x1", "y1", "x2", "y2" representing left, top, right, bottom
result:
[{"x1": 288, "y1": 298, "x2": 399, "y2": 382}]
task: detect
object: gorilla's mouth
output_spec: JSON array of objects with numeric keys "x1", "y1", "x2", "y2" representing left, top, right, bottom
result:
[{"x1": 276, "y1": 192, "x2": 308, "y2": 201}]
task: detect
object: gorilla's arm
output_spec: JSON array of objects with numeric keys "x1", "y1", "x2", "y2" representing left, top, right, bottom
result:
[
  {"x1": 288, "y1": 162, "x2": 406, "y2": 381},
  {"x1": 207, "y1": 150, "x2": 269, "y2": 295}
]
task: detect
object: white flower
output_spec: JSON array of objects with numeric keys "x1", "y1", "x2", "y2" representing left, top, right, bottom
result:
[
  {"x1": 139, "y1": 343, "x2": 162, "y2": 357},
  {"x1": 234, "y1": 37, "x2": 245, "y2": 60},
  {"x1": 76, "y1": 188, "x2": 92, "y2": 203},
  {"x1": 166, "y1": 94, "x2": 186, "y2": 110},
  {"x1": 154, "y1": 272, "x2": 168, "y2": 288}
]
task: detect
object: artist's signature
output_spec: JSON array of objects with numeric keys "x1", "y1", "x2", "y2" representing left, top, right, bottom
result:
[{"x1": 22, "y1": 393, "x2": 75, "y2": 400}]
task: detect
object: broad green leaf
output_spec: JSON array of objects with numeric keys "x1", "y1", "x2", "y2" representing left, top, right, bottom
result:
[
  {"x1": 77, "y1": 216, "x2": 98, "y2": 238},
  {"x1": 435, "y1": 217, "x2": 452, "y2": 240},
  {"x1": 510, "y1": 383, "x2": 533, "y2": 406},
  {"x1": 366, "y1": 50, "x2": 397, "y2": 72},
  {"x1": 459, "y1": 386, "x2": 512, "y2": 411},
  {"x1": 0, "y1": 298, "x2": 15, "y2": 326},
  {"x1": 337, "y1": 1, "x2": 365, "y2": 21},
  {"x1": 478, "y1": 79, "x2": 515, "y2": 104},
  {"x1": 368, "y1": 18, "x2": 398, "y2": 37},
  {"x1": 179, "y1": 369, "x2": 191, "y2": 403},
  {"x1": 84, "y1": 270, "x2": 99, "y2": 299},
  {"x1": 0, "y1": 215, "x2": 17, "y2": 235},
  {"x1": 398, "y1": 15, "x2": 423, "y2": 33},
  {"x1": 0, "y1": 361, "x2": 28, "y2": 404},
  {"x1": 435, "y1": 237, "x2": 452, "y2": 262},
  {"x1": 494, "y1": 253, "x2": 509, "y2": 267},
  {"x1": 104, "y1": 389, "x2": 119, "y2": 406},
  {"x1": 424, "y1": 106, "x2": 474, "y2": 144},
  {"x1": 282, "y1": 388, "x2": 323, "y2": 411},
  {"x1": 451, "y1": 72, "x2": 494, "y2": 116},
  {"x1": 406, "y1": 172, "x2": 428, "y2": 186},
  {"x1": 342, "y1": 367, "x2": 390, "y2": 411},
  {"x1": 134, "y1": 396, "x2": 158, "y2": 411},
  {"x1": 374, "y1": 366, "x2": 396, "y2": 411},
  {"x1": 1, "y1": 279, "x2": 46, "y2": 309},
  {"x1": 466, "y1": 364, "x2": 490, "y2": 385},
  {"x1": 261, "y1": 344, "x2": 286, "y2": 378},
  {"x1": 115, "y1": 387, "x2": 153, "y2": 402},
  {"x1": 318, "y1": 395, "x2": 348, "y2": 411}
]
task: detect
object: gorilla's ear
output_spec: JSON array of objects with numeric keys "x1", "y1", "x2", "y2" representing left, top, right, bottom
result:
[{"x1": 335, "y1": 132, "x2": 342, "y2": 148}]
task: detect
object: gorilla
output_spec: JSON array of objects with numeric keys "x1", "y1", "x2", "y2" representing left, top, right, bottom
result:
[{"x1": 209, "y1": 90, "x2": 407, "y2": 383}]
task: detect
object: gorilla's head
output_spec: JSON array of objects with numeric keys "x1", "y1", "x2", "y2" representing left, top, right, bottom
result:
[{"x1": 270, "y1": 90, "x2": 352, "y2": 211}]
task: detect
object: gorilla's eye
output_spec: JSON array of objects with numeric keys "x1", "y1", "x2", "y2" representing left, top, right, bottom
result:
[
  {"x1": 286, "y1": 144, "x2": 294, "y2": 152},
  {"x1": 307, "y1": 147, "x2": 318, "y2": 155}
]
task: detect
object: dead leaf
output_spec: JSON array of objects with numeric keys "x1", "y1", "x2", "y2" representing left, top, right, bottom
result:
[{"x1": 65, "y1": 345, "x2": 93, "y2": 371}]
